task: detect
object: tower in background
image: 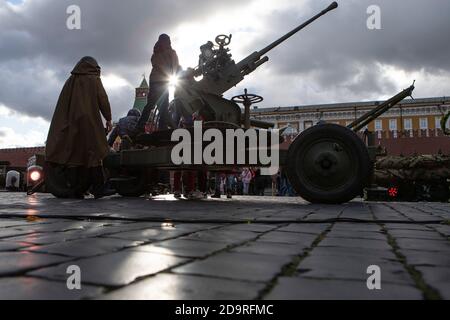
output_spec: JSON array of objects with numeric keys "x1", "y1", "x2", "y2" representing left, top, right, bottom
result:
[{"x1": 133, "y1": 75, "x2": 149, "y2": 112}]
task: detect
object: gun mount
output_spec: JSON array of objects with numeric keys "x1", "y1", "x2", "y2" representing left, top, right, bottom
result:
[
  {"x1": 170, "y1": 2, "x2": 339, "y2": 129},
  {"x1": 190, "y1": 2, "x2": 338, "y2": 95}
]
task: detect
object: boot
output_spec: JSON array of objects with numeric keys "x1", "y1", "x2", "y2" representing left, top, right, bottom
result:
[
  {"x1": 90, "y1": 167, "x2": 116, "y2": 199},
  {"x1": 226, "y1": 188, "x2": 233, "y2": 199},
  {"x1": 211, "y1": 191, "x2": 221, "y2": 199},
  {"x1": 94, "y1": 184, "x2": 116, "y2": 199}
]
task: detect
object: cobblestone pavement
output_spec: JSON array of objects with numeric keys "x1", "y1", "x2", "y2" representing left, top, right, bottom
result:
[{"x1": 0, "y1": 192, "x2": 448, "y2": 300}]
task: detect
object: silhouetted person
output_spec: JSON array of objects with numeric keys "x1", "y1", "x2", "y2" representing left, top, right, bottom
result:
[
  {"x1": 254, "y1": 168, "x2": 265, "y2": 196},
  {"x1": 108, "y1": 108, "x2": 141, "y2": 150},
  {"x1": 46, "y1": 56, "x2": 114, "y2": 199},
  {"x1": 136, "y1": 34, "x2": 180, "y2": 133}
]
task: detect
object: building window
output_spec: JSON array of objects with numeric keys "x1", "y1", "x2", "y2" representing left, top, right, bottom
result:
[
  {"x1": 419, "y1": 118, "x2": 428, "y2": 129},
  {"x1": 389, "y1": 119, "x2": 397, "y2": 131},
  {"x1": 304, "y1": 121, "x2": 313, "y2": 129},
  {"x1": 375, "y1": 120, "x2": 383, "y2": 131},
  {"x1": 298, "y1": 121, "x2": 304, "y2": 132},
  {"x1": 404, "y1": 118, "x2": 412, "y2": 131},
  {"x1": 435, "y1": 117, "x2": 441, "y2": 129},
  {"x1": 282, "y1": 124, "x2": 298, "y2": 136}
]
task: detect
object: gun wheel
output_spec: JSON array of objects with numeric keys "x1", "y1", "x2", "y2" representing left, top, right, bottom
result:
[
  {"x1": 114, "y1": 171, "x2": 148, "y2": 197},
  {"x1": 286, "y1": 123, "x2": 370, "y2": 204}
]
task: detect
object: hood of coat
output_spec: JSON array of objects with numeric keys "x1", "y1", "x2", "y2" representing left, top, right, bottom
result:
[
  {"x1": 71, "y1": 56, "x2": 101, "y2": 76},
  {"x1": 154, "y1": 34, "x2": 172, "y2": 53}
]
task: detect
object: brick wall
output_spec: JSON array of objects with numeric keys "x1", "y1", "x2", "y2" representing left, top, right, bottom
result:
[
  {"x1": 0, "y1": 147, "x2": 45, "y2": 168},
  {"x1": 373, "y1": 129, "x2": 450, "y2": 155}
]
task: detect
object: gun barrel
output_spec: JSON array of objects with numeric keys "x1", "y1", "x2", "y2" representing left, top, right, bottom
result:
[
  {"x1": 347, "y1": 83, "x2": 415, "y2": 132},
  {"x1": 258, "y1": 2, "x2": 338, "y2": 57},
  {"x1": 251, "y1": 119, "x2": 275, "y2": 129}
]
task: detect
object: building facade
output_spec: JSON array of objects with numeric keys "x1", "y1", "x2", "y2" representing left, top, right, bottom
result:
[{"x1": 252, "y1": 97, "x2": 450, "y2": 156}]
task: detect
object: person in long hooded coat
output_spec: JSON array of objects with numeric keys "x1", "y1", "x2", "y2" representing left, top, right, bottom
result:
[
  {"x1": 45, "y1": 56, "x2": 113, "y2": 198},
  {"x1": 136, "y1": 34, "x2": 181, "y2": 132}
]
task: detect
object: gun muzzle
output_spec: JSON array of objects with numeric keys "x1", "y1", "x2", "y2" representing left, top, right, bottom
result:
[
  {"x1": 322, "y1": 2, "x2": 338, "y2": 14},
  {"x1": 257, "y1": 1, "x2": 339, "y2": 57}
]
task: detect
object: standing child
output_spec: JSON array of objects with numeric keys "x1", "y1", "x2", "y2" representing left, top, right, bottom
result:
[{"x1": 241, "y1": 168, "x2": 252, "y2": 195}]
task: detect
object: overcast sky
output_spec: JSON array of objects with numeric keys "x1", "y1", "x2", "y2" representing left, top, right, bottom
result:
[{"x1": 0, "y1": 0, "x2": 449, "y2": 148}]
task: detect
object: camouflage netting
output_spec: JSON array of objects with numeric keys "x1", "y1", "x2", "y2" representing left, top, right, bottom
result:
[{"x1": 374, "y1": 154, "x2": 450, "y2": 183}]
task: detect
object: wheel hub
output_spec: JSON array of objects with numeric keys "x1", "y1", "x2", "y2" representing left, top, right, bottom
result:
[
  {"x1": 315, "y1": 152, "x2": 338, "y2": 173},
  {"x1": 300, "y1": 139, "x2": 355, "y2": 190}
]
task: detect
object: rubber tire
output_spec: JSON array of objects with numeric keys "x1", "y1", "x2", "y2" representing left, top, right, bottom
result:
[
  {"x1": 115, "y1": 172, "x2": 147, "y2": 197},
  {"x1": 44, "y1": 162, "x2": 90, "y2": 198},
  {"x1": 286, "y1": 123, "x2": 371, "y2": 204}
]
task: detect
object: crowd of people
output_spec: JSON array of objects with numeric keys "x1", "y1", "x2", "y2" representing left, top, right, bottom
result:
[{"x1": 167, "y1": 168, "x2": 296, "y2": 200}]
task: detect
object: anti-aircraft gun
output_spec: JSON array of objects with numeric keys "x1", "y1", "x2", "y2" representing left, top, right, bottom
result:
[
  {"x1": 133, "y1": 1, "x2": 373, "y2": 204},
  {"x1": 45, "y1": 1, "x2": 416, "y2": 204},
  {"x1": 167, "y1": 2, "x2": 340, "y2": 130},
  {"x1": 194, "y1": 2, "x2": 338, "y2": 95}
]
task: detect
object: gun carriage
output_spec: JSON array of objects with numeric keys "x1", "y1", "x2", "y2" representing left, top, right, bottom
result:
[{"x1": 44, "y1": 2, "x2": 415, "y2": 204}]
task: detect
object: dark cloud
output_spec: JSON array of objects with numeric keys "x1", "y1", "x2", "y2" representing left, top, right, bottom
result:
[
  {"x1": 0, "y1": 0, "x2": 449, "y2": 125},
  {"x1": 0, "y1": 0, "x2": 242, "y2": 120},
  {"x1": 243, "y1": 0, "x2": 450, "y2": 99},
  {"x1": 1, "y1": 0, "x2": 243, "y2": 66},
  {"x1": 256, "y1": 0, "x2": 450, "y2": 72}
]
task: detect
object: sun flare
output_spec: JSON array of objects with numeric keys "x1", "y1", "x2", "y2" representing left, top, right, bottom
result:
[{"x1": 168, "y1": 74, "x2": 179, "y2": 87}]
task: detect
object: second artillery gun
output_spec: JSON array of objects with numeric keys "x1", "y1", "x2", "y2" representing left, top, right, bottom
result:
[{"x1": 45, "y1": 1, "x2": 416, "y2": 204}]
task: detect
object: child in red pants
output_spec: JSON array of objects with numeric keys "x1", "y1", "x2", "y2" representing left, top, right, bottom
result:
[
  {"x1": 173, "y1": 171, "x2": 196, "y2": 199},
  {"x1": 172, "y1": 111, "x2": 208, "y2": 200}
]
